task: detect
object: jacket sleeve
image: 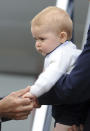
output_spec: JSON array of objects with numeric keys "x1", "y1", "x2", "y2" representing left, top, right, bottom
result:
[{"x1": 38, "y1": 25, "x2": 90, "y2": 105}]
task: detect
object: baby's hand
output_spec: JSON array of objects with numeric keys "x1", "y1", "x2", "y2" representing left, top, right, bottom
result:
[
  {"x1": 23, "y1": 92, "x2": 35, "y2": 100},
  {"x1": 22, "y1": 86, "x2": 33, "y2": 98},
  {"x1": 22, "y1": 86, "x2": 40, "y2": 108},
  {"x1": 23, "y1": 92, "x2": 33, "y2": 98}
]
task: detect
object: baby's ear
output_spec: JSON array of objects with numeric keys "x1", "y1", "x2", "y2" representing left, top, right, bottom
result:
[{"x1": 59, "y1": 31, "x2": 67, "y2": 43}]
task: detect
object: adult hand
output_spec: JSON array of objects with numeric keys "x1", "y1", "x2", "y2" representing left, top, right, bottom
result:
[
  {"x1": 68, "y1": 124, "x2": 84, "y2": 131},
  {"x1": 68, "y1": 125, "x2": 80, "y2": 131},
  {"x1": 0, "y1": 87, "x2": 34, "y2": 120},
  {"x1": 24, "y1": 86, "x2": 41, "y2": 109}
]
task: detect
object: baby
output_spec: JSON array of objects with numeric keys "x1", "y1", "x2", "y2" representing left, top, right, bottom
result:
[{"x1": 24, "y1": 6, "x2": 84, "y2": 131}]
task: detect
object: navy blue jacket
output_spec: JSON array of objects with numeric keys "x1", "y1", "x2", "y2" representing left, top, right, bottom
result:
[{"x1": 38, "y1": 25, "x2": 90, "y2": 105}]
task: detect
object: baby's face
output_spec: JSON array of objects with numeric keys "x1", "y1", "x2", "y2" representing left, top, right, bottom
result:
[{"x1": 31, "y1": 26, "x2": 60, "y2": 56}]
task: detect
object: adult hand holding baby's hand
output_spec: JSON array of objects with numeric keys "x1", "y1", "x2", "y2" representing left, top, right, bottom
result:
[
  {"x1": 22, "y1": 86, "x2": 40, "y2": 108},
  {"x1": 23, "y1": 86, "x2": 36, "y2": 100},
  {"x1": 0, "y1": 87, "x2": 34, "y2": 120},
  {"x1": 23, "y1": 86, "x2": 41, "y2": 109}
]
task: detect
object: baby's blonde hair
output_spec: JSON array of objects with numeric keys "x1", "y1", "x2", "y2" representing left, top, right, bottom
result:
[{"x1": 31, "y1": 6, "x2": 73, "y2": 40}]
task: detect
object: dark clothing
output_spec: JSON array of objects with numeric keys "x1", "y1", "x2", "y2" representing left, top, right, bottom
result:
[
  {"x1": 38, "y1": 25, "x2": 90, "y2": 129},
  {"x1": 52, "y1": 102, "x2": 88, "y2": 126},
  {"x1": 84, "y1": 107, "x2": 90, "y2": 131},
  {"x1": 0, "y1": 117, "x2": 9, "y2": 131},
  {"x1": 0, "y1": 116, "x2": 10, "y2": 131}
]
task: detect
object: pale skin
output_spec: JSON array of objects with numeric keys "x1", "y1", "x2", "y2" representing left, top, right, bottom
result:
[
  {"x1": 31, "y1": 25, "x2": 67, "y2": 56},
  {"x1": 0, "y1": 87, "x2": 34, "y2": 120}
]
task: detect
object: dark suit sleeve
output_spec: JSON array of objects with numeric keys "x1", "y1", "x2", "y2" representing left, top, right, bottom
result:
[
  {"x1": 1, "y1": 118, "x2": 11, "y2": 122},
  {"x1": 38, "y1": 25, "x2": 90, "y2": 105}
]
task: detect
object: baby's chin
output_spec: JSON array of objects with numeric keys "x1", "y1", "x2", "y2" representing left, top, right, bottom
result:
[
  {"x1": 38, "y1": 50, "x2": 46, "y2": 56},
  {"x1": 41, "y1": 52, "x2": 46, "y2": 56}
]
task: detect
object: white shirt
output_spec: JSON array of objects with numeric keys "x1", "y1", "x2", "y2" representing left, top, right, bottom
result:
[{"x1": 30, "y1": 41, "x2": 82, "y2": 97}]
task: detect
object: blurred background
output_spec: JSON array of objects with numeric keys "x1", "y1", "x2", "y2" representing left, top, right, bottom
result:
[{"x1": 0, "y1": 0, "x2": 90, "y2": 131}]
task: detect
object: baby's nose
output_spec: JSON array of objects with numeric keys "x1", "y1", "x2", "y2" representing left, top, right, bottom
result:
[{"x1": 36, "y1": 41, "x2": 41, "y2": 47}]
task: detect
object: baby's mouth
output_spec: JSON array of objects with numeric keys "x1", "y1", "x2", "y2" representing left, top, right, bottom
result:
[{"x1": 38, "y1": 48, "x2": 42, "y2": 52}]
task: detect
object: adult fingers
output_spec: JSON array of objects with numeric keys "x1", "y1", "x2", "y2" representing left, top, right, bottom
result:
[
  {"x1": 26, "y1": 86, "x2": 31, "y2": 89},
  {"x1": 68, "y1": 128, "x2": 73, "y2": 131},
  {"x1": 68, "y1": 125, "x2": 80, "y2": 131},
  {"x1": 22, "y1": 103, "x2": 34, "y2": 112},
  {"x1": 15, "y1": 102, "x2": 34, "y2": 112},
  {"x1": 13, "y1": 112, "x2": 30, "y2": 120},
  {"x1": 16, "y1": 97, "x2": 32, "y2": 106},
  {"x1": 15, "y1": 115, "x2": 28, "y2": 120},
  {"x1": 14, "y1": 87, "x2": 30, "y2": 97},
  {"x1": 80, "y1": 124, "x2": 84, "y2": 131},
  {"x1": 72, "y1": 125, "x2": 80, "y2": 131}
]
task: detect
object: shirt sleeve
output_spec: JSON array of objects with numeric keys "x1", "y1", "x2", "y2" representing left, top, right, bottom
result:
[{"x1": 30, "y1": 49, "x2": 74, "y2": 97}]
